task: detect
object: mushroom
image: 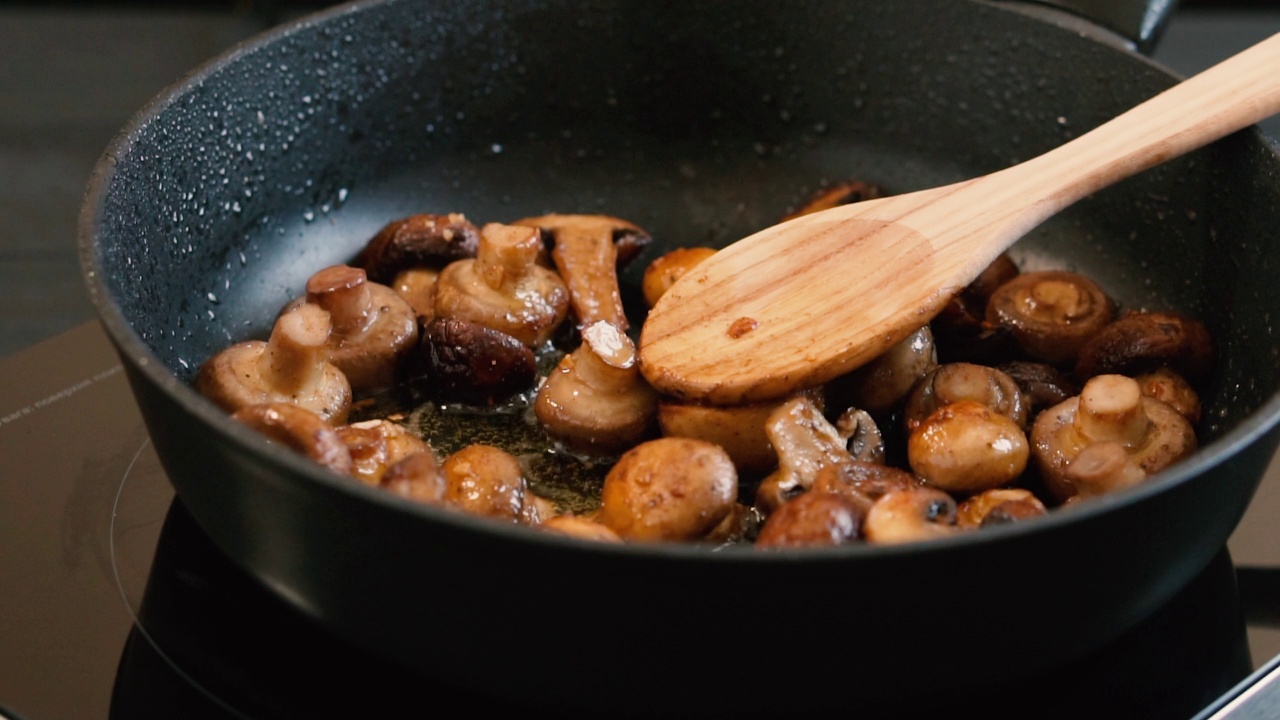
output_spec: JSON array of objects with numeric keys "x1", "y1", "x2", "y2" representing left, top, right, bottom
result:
[
  {"x1": 906, "y1": 400, "x2": 1030, "y2": 495},
  {"x1": 656, "y1": 388, "x2": 825, "y2": 477},
  {"x1": 834, "y1": 407, "x2": 886, "y2": 465},
  {"x1": 1135, "y1": 366, "x2": 1202, "y2": 424},
  {"x1": 997, "y1": 360, "x2": 1078, "y2": 417},
  {"x1": 596, "y1": 437, "x2": 738, "y2": 542},
  {"x1": 534, "y1": 320, "x2": 659, "y2": 455},
  {"x1": 380, "y1": 450, "x2": 449, "y2": 505},
  {"x1": 196, "y1": 302, "x2": 352, "y2": 424},
  {"x1": 511, "y1": 214, "x2": 651, "y2": 332},
  {"x1": 753, "y1": 395, "x2": 859, "y2": 515},
  {"x1": 985, "y1": 270, "x2": 1115, "y2": 367},
  {"x1": 1061, "y1": 441, "x2": 1150, "y2": 501},
  {"x1": 433, "y1": 222, "x2": 570, "y2": 348},
  {"x1": 828, "y1": 325, "x2": 937, "y2": 416},
  {"x1": 956, "y1": 488, "x2": 1047, "y2": 529},
  {"x1": 642, "y1": 246, "x2": 717, "y2": 309},
  {"x1": 411, "y1": 316, "x2": 536, "y2": 407},
  {"x1": 754, "y1": 489, "x2": 866, "y2": 549},
  {"x1": 440, "y1": 443, "x2": 547, "y2": 525},
  {"x1": 931, "y1": 252, "x2": 1020, "y2": 365},
  {"x1": 902, "y1": 362, "x2": 1028, "y2": 433},
  {"x1": 1074, "y1": 310, "x2": 1214, "y2": 385},
  {"x1": 540, "y1": 514, "x2": 625, "y2": 543},
  {"x1": 298, "y1": 264, "x2": 420, "y2": 393},
  {"x1": 389, "y1": 266, "x2": 441, "y2": 320},
  {"x1": 862, "y1": 487, "x2": 963, "y2": 545},
  {"x1": 352, "y1": 212, "x2": 480, "y2": 285},
  {"x1": 335, "y1": 418, "x2": 434, "y2": 486},
  {"x1": 230, "y1": 402, "x2": 354, "y2": 475},
  {"x1": 1029, "y1": 373, "x2": 1198, "y2": 503},
  {"x1": 810, "y1": 459, "x2": 922, "y2": 511},
  {"x1": 780, "y1": 179, "x2": 883, "y2": 222}
]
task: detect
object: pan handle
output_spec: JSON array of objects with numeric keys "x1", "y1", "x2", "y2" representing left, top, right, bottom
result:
[{"x1": 989, "y1": 0, "x2": 1181, "y2": 55}]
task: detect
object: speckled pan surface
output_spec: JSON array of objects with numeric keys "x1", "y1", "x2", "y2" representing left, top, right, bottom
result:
[{"x1": 78, "y1": 0, "x2": 1280, "y2": 714}]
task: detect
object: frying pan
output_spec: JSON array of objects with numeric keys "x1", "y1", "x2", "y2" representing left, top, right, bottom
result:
[{"x1": 78, "y1": 0, "x2": 1280, "y2": 715}]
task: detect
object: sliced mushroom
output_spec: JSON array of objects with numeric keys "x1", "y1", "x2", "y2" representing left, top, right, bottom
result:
[
  {"x1": 596, "y1": 437, "x2": 738, "y2": 542},
  {"x1": 906, "y1": 400, "x2": 1030, "y2": 495},
  {"x1": 301, "y1": 264, "x2": 419, "y2": 393},
  {"x1": 828, "y1": 325, "x2": 937, "y2": 416},
  {"x1": 956, "y1": 488, "x2": 1047, "y2": 529},
  {"x1": 656, "y1": 388, "x2": 824, "y2": 477},
  {"x1": 440, "y1": 443, "x2": 546, "y2": 525},
  {"x1": 352, "y1": 212, "x2": 480, "y2": 284},
  {"x1": 511, "y1": 214, "x2": 651, "y2": 331},
  {"x1": 534, "y1": 320, "x2": 659, "y2": 455},
  {"x1": 642, "y1": 246, "x2": 717, "y2": 309},
  {"x1": 411, "y1": 316, "x2": 536, "y2": 406},
  {"x1": 754, "y1": 489, "x2": 866, "y2": 549},
  {"x1": 834, "y1": 407, "x2": 885, "y2": 465},
  {"x1": 985, "y1": 270, "x2": 1114, "y2": 367},
  {"x1": 1074, "y1": 310, "x2": 1214, "y2": 385},
  {"x1": 862, "y1": 487, "x2": 963, "y2": 545},
  {"x1": 902, "y1": 362, "x2": 1028, "y2": 433},
  {"x1": 434, "y1": 222, "x2": 570, "y2": 348},
  {"x1": 336, "y1": 418, "x2": 433, "y2": 486},
  {"x1": 754, "y1": 395, "x2": 858, "y2": 515},
  {"x1": 196, "y1": 302, "x2": 352, "y2": 424},
  {"x1": 780, "y1": 179, "x2": 883, "y2": 222},
  {"x1": 1030, "y1": 374, "x2": 1198, "y2": 503},
  {"x1": 1135, "y1": 366, "x2": 1201, "y2": 424},
  {"x1": 230, "y1": 401, "x2": 354, "y2": 475},
  {"x1": 380, "y1": 450, "x2": 449, "y2": 505}
]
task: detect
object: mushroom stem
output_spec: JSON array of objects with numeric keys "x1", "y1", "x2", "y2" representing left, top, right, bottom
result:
[
  {"x1": 476, "y1": 222, "x2": 540, "y2": 291},
  {"x1": 306, "y1": 265, "x2": 376, "y2": 336},
  {"x1": 1075, "y1": 374, "x2": 1149, "y2": 447},
  {"x1": 573, "y1": 320, "x2": 639, "y2": 387},
  {"x1": 260, "y1": 303, "x2": 332, "y2": 396}
]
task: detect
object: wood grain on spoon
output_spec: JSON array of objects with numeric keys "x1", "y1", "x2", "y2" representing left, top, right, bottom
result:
[{"x1": 638, "y1": 32, "x2": 1280, "y2": 406}]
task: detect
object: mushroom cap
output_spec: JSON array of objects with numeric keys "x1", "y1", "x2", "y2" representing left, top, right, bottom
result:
[
  {"x1": 352, "y1": 212, "x2": 480, "y2": 284},
  {"x1": 230, "y1": 402, "x2": 354, "y2": 475},
  {"x1": 906, "y1": 400, "x2": 1030, "y2": 494},
  {"x1": 862, "y1": 487, "x2": 962, "y2": 545},
  {"x1": 1074, "y1": 310, "x2": 1215, "y2": 384},
  {"x1": 597, "y1": 437, "x2": 738, "y2": 542},
  {"x1": 985, "y1": 270, "x2": 1114, "y2": 367},
  {"x1": 441, "y1": 444, "x2": 541, "y2": 525},
  {"x1": 755, "y1": 490, "x2": 865, "y2": 549}
]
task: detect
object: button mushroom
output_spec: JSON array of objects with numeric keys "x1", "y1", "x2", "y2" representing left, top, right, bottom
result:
[
  {"x1": 336, "y1": 418, "x2": 434, "y2": 486},
  {"x1": 1135, "y1": 366, "x2": 1202, "y2": 424},
  {"x1": 656, "y1": 388, "x2": 825, "y2": 477},
  {"x1": 196, "y1": 302, "x2": 352, "y2": 424},
  {"x1": 596, "y1": 437, "x2": 738, "y2": 542},
  {"x1": 862, "y1": 487, "x2": 963, "y2": 545},
  {"x1": 440, "y1": 443, "x2": 548, "y2": 525},
  {"x1": 1029, "y1": 373, "x2": 1198, "y2": 503},
  {"x1": 352, "y1": 212, "x2": 480, "y2": 285},
  {"x1": 1074, "y1": 310, "x2": 1215, "y2": 386},
  {"x1": 380, "y1": 450, "x2": 449, "y2": 505},
  {"x1": 410, "y1": 316, "x2": 536, "y2": 407},
  {"x1": 956, "y1": 488, "x2": 1047, "y2": 529},
  {"x1": 828, "y1": 325, "x2": 938, "y2": 417},
  {"x1": 997, "y1": 360, "x2": 1078, "y2": 417},
  {"x1": 433, "y1": 222, "x2": 570, "y2": 348},
  {"x1": 902, "y1": 362, "x2": 1029, "y2": 433},
  {"x1": 641, "y1": 246, "x2": 717, "y2": 309},
  {"x1": 985, "y1": 270, "x2": 1115, "y2": 367},
  {"x1": 229, "y1": 401, "x2": 354, "y2": 475},
  {"x1": 300, "y1": 264, "x2": 419, "y2": 393},
  {"x1": 533, "y1": 320, "x2": 659, "y2": 455},
  {"x1": 906, "y1": 400, "x2": 1030, "y2": 495},
  {"x1": 511, "y1": 214, "x2": 651, "y2": 332},
  {"x1": 754, "y1": 489, "x2": 866, "y2": 550}
]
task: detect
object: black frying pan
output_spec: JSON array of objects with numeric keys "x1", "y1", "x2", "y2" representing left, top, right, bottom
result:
[{"x1": 79, "y1": 0, "x2": 1280, "y2": 715}]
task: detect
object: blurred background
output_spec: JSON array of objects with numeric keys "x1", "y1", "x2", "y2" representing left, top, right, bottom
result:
[{"x1": 1, "y1": 0, "x2": 1278, "y2": 359}]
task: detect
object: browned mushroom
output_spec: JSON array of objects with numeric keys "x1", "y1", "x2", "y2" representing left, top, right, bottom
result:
[
  {"x1": 336, "y1": 418, "x2": 434, "y2": 486},
  {"x1": 440, "y1": 443, "x2": 548, "y2": 525},
  {"x1": 1030, "y1": 373, "x2": 1198, "y2": 503},
  {"x1": 656, "y1": 388, "x2": 825, "y2": 477},
  {"x1": 997, "y1": 360, "x2": 1078, "y2": 417},
  {"x1": 828, "y1": 325, "x2": 937, "y2": 416},
  {"x1": 511, "y1": 214, "x2": 650, "y2": 332},
  {"x1": 956, "y1": 488, "x2": 1047, "y2": 529},
  {"x1": 433, "y1": 222, "x2": 570, "y2": 348},
  {"x1": 596, "y1": 437, "x2": 738, "y2": 542},
  {"x1": 389, "y1": 266, "x2": 441, "y2": 320},
  {"x1": 780, "y1": 179, "x2": 883, "y2": 222},
  {"x1": 1135, "y1": 366, "x2": 1202, "y2": 424},
  {"x1": 754, "y1": 395, "x2": 860, "y2": 515},
  {"x1": 540, "y1": 514, "x2": 625, "y2": 543},
  {"x1": 230, "y1": 401, "x2": 354, "y2": 475},
  {"x1": 810, "y1": 459, "x2": 922, "y2": 511},
  {"x1": 411, "y1": 316, "x2": 536, "y2": 406},
  {"x1": 1074, "y1": 310, "x2": 1214, "y2": 385},
  {"x1": 906, "y1": 400, "x2": 1030, "y2": 495},
  {"x1": 352, "y1": 212, "x2": 480, "y2": 284},
  {"x1": 196, "y1": 302, "x2": 352, "y2": 424},
  {"x1": 754, "y1": 489, "x2": 866, "y2": 549},
  {"x1": 985, "y1": 270, "x2": 1115, "y2": 367},
  {"x1": 380, "y1": 450, "x2": 448, "y2": 505},
  {"x1": 534, "y1": 320, "x2": 659, "y2": 455},
  {"x1": 902, "y1": 362, "x2": 1029, "y2": 434},
  {"x1": 641, "y1": 246, "x2": 717, "y2": 309},
  {"x1": 834, "y1": 407, "x2": 886, "y2": 465},
  {"x1": 300, "y1": 264, "x2": 419, "y2": 393},
  {"x1": 931, "y1": 252, "x2": 1020, "y2": 365},
  {"x1": 862, "y1": 487, "x2": 964, "y2": 545},
  {"x1": 1061, "y1": 441, "x2": 1149, "y2": 500}
]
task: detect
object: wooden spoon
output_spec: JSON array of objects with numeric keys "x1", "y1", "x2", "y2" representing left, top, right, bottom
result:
[{"x1": 638, "y1": 33, "x2": 1280, "y2": 406}]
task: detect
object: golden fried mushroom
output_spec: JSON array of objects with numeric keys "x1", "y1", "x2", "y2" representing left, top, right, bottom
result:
[{"x1": 597, "y1": 437, "x2": 738, "y2": 542}]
